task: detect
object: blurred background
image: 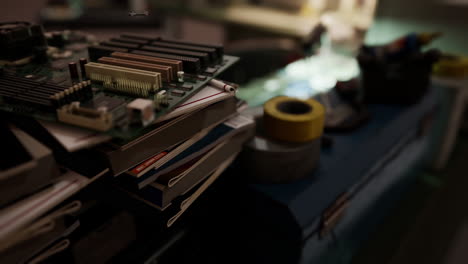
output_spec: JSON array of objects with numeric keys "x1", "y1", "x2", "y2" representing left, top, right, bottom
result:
[{"x1": 2, "y1": 1, "x2": 468, "y2": 263}]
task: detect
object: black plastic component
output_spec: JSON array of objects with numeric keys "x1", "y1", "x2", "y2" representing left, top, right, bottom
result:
[
  {"x1": 88, "y1": 45, "x2": 128, "y2": 61},
  {"x1": 156, "y1": 37, "x2": 224, "y2": 61},
  {"x1": 170, "y1": 89, "x2": 185, "y2": 97},
  {"x1": 150, "y1": 41, "x2": 218, "y2": 63},
  {"x1": 111, "y1": 37, "x2": 149, "y2": 45},
  {"x1": 79, "y1": 58, "x2": 88, "y2": 78},
  {"x1": 140, "y1": 45, "x2": 209, "y2": 68},
  {"x1": 32, "y1": 45, "x2": 48, "y2": 63},
  {"x1": 68, "y1": 62, "x2": 79, "y2": 80},
  {"x1": 358, "y1": 47, "x2": 441, "y2": 105},
  {"x1": 0, "y1": 72, "x2": 91, "y2": 111},
  {"x1": 131, "y1": 50, "x2": 201, "y2": 74},
  {"x1": 47, "y1": 32, "x2": 66, "y2": 48},
  {"x1": 120, "y1": 34, "x2": 156, "y2": 42},
  {"x1": 100, "y1": 41, "x2": 140, "y2": 50},
  {"x1": 0, "y1": 22, "x2": 47, "y2": 61}
]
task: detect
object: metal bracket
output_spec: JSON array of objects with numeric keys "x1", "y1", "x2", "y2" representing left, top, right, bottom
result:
[{"x1": 319, "y1": 192, "x2": 349, "y2": 239}]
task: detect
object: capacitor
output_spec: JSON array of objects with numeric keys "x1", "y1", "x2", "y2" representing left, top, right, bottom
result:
[
  {"x1": 79, "y1": 58, "x2": 87, "y2": 79},
  {"x1": 177, "y1": 71, "x2": 184, "y2": 82},
  {"x1": 68, "y1": 62, "x2": 79, "y2": 80}
]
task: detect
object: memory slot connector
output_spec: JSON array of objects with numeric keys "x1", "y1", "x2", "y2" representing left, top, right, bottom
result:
[
  {"x1": 140, "y1": 45, "x2": 209, "y2": 68},
  {"x1": 155, "y1": 37, "x2": 224, "y2": 61},
  {"x1": 111, "y1": 52, "x2": 182, "y2": 78},
  {"x1": 100, "y1": 41, "x2": 140, "y2": 50},
  {"x1": 131, "y1": 50, "x2": 200, "y2": 74},
  {"x1": 88, "y1": 45, "x2": 128, "y2": 61},
  {"x1": 150, "y1": 41, "x2": 218, "y2": 63},
  {"x1": 98, "y1": 57, "x2": 173, "y2": 82},
  {"x1": 111, "y1": 37, "x2": 149, "y2": 45},
  {"x1": 0, "y1": 72, "x2": 92, "y2": 111},
  {"x1": 85, "y1": 62, "x2": 161, "y2": 97},
  {"x1": 120, "y1": 34, "x2": 224, "y2": 60}
]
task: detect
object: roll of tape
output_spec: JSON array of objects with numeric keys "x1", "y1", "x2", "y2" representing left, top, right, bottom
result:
[
  {"x1": 239, "y1": 112, "x2": 320, "y2": 183},
  {"x1": 434, "y1": 55, "x2": 468, "y2": 78},
  {"x1": 263, "y1": 96, "x2": 325, "y2": 143}
]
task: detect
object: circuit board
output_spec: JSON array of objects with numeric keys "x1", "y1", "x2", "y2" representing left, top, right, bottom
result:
[{"x1": 0, "y1": 23, "x2": 239, "y2": 141}]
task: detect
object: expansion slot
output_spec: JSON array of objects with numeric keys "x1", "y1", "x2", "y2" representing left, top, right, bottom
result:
[
  {"x1": 120, "y1": 34, "x2": 224, "y2": 60},
  {"x1": 100, "y1": 41, "x2": 140, "y2": 50},
  {"x1": 98, "y1": 57, "x2": 173, "y2": 82},
  {"x1": 140, "y1": 45, "x2": 209, "y2": 68},
  {"x1": 155, "y1": 37, "x2": 224, "y2": 60},
  {"x1": 111, "y1": 37, "x2": 149, "y2": 45},
  {"x1": 111, "y1": 52, "x2": 182, "y2": 78},
  {"x1": 120, "y1": 34, "x2": 155, "y2": 42},
  {"x1": 88, "y1": 45, "x2": 129, "y2": 61},
  {"x1": 150, "y1": 41, "x2": 218, "y2": 63},
  {"x1": 131, "y1": 50, "x2": 200, "y2": 73},
  {"x1": 85, "y1": 62, "x2": 161, "y2": 97}
]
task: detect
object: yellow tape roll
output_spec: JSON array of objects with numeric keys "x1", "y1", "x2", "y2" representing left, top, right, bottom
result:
[
  {"x1": 263, "y1": 96, "x2": 325, "y2": 143},
  {"x1": 434, "y1": 55, "x2": 468, "y2": 78}
]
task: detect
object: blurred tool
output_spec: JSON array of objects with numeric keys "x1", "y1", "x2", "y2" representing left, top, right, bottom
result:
[
  {"x1": 364, "y1": 32, "x2": 441, "y2": 62},
  {"x1": 322, "y1": 79, "x2": 370, "y2": 132},
  {"x1": 358, "y1": 32, "x2": 441, "y2": 104},
  {"x1": 128, "y1": 10, "x2": 150, "y2": 17}
]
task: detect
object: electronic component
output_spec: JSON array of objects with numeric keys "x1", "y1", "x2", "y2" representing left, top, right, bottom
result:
[
  {"x1": 98, "y1": 57, "x2": 173, "y2": 82},
  {"x1": 150, "y1": 41, "x2": 218, "y2": 63},
  {"x1": 82, "y1": 95, "x2": 126, "y2": 112},
  {"x1": 181, "y1": 84, "x2": 194, "y2": 91},
  {"x1": 121, "y1": 34, "x2": 224, "y2": 61},
  {"x1": 204, "y1": 67, "x2": 218, "y2": 74},
  {"x1": 127, "y1": 98, "x2": 155, "y2": 126},
  {"x1": 140, "y1": 45, "x2": 209, "y2": 68},
  {"x1": 100, "y1": 41, "x2": 140, "y2": 50},
  {"x1": 0, "y1": 72, "x2": 92, "y2": 110},
  {"x1": 51, "y1": 60, "x2": 68, "y2": 70},
  {"x1": 171, "y1": 89, "x2": 185, "y2": 97},
  {"x1": 0, "y1": 26, "x2": 239, "y2": 138},
  {"x1": 46, "y1": 31, "x2": 66, "y2": 48},
  {"x1": 82, "y1": 95, "x2": 127, "y2": 124},
  {"x1": 177, "y1": 71, "x2": 184, "y2": 82},
  {"x1": 111, "y1": 37, "x2": 149, "y2": 45},
  {"x1": 120, "y1": 34, "x2": 155, "y2": 42},
  {"x1": 0, "y1": 22, "x2": 47, "y2": 62},
  {"x1": 154, "y1": 90, "x2": 169, "y2": 110},
  {"x1": 111, "y1": 52, "x2": 182, "y2": 78},
  {"x1": 88, "y1": 45, "x2": 128, "y2": 61},
  {"x1": 68, "y1": 62, "x2": 79, "y2": 80},
  {"x1": 155, "y1": 36, "x2": 224, "y2": 62},
  {"x1": 85, "y1": 62, "x2": 161, "y2": 96},
  {"x1": 79, "y1": 58, "x2": 88, "y2": 78},
  {"x1": 57, "y1": 101, "x2": 114, "y2": 131},
  {"x1": 50, "y1": 50, "x2": 73, "y2": 60},
  {"x1": 131, "y1": 50, "x2": 200, "y2": 73}
]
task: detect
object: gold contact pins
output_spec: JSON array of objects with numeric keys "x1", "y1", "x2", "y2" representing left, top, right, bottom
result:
[{"x1": 85, "y1": 62, "x2": 161, "y2": 97}]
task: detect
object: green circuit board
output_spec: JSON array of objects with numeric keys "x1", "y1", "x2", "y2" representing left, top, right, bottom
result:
[{"x1": 0, "y1": 32, "x2": 238, "y2": 141}]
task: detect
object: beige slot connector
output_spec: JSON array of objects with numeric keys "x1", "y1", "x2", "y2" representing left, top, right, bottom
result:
[
  {"x1": 57, "y1": 102, "x2": 114, "y2": 131},
  {"x1": 85, "y1": 62, "x2": 161, "y2": 97}
]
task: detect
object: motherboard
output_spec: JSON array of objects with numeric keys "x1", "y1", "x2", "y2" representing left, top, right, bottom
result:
[{"x1": 0, "y1": 22, "x2": 238, "y2": 140}]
